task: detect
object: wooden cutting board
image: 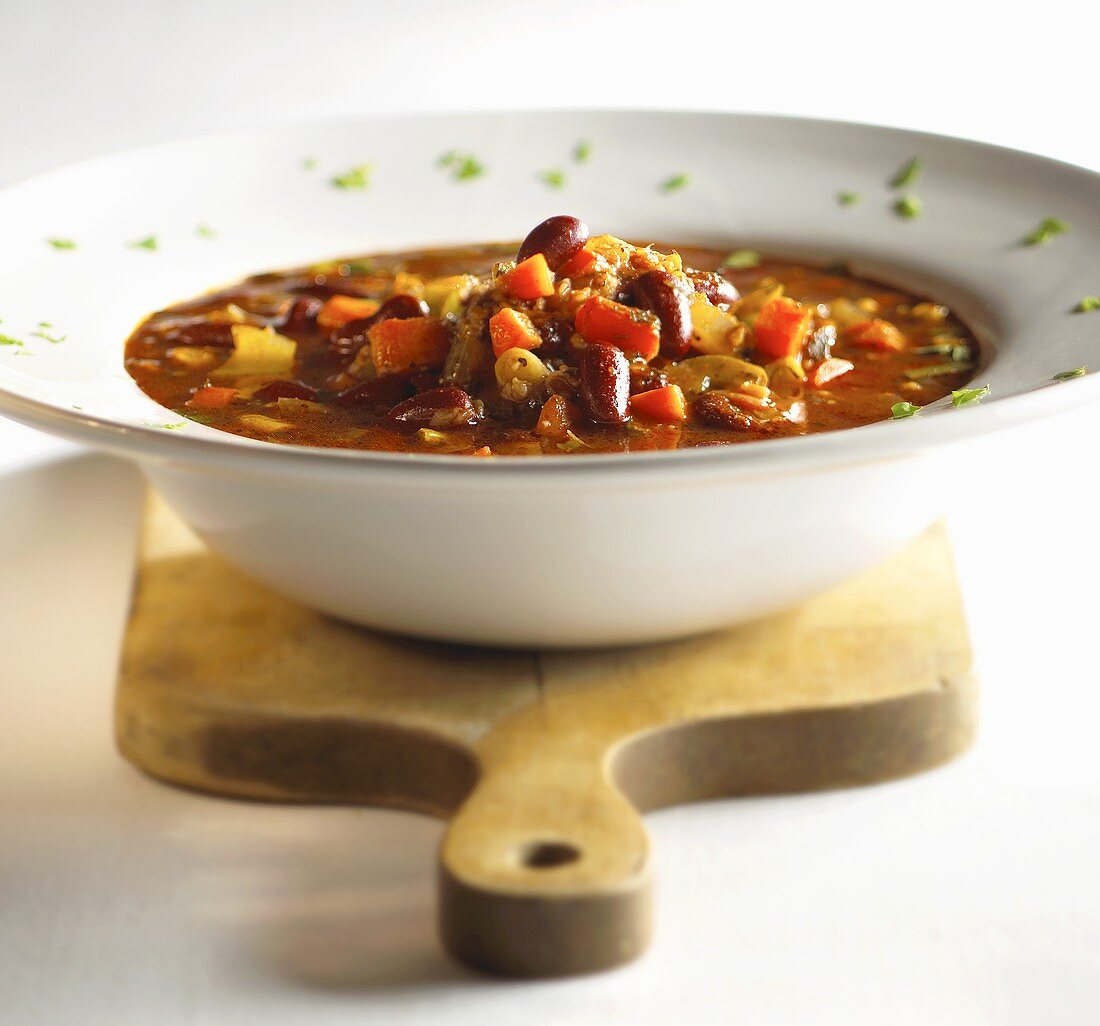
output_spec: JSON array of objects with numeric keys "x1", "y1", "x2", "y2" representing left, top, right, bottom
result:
[{"x1": 116, "y1": 495, "x2": 977, "y2": 978}]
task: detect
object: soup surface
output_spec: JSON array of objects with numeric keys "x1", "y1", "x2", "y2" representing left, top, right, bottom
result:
[{"x1": 124, "y1": 216, "x2": 978, "y2": 456}]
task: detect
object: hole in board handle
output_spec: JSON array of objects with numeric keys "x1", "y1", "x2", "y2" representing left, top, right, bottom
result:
[{"x1": 522, "y1": 840, "x2": 582, "y2": 869}]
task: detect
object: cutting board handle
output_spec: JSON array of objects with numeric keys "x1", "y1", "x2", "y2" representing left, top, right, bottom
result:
[{"x1": 438, "y1": 740, "x2": 652, "y2": 977}]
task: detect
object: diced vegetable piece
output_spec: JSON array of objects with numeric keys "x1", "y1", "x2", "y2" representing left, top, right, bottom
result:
[
  {"x1": 238, "y1": 414, "x2": 292, "y2": 433},
  {"x1": 630, "y1": 384, "x2": 688, "y2": 423},
  {"x1": 369, "y1": 316, "x2": 451, "y2": 376},
  {"x1": 393, "y1": 271, "x2": 425, "y2": 296},
  {"x1": 535, "y1": 394, "x2": 578, "y2": 440},
  {"x1": 494, "y1": 347, "x2": 549, "y2": 402},
  {"x1": 665, "y1": 355, "x2": 768, "y2": 397},
  {"x1": 489, "y1": 308, "x2": 542, "y2": 358},
  {"x1": 575, "y1": 296, "x2": 660, "y2": 361},
  {"x1": 766, "y1": 357, "x2": 806, "y2": 397},
  {"x1": 187, "y1": 385, "x2": 236, "y2": 410},
  {"x1": 753, "y1": 297, "x2": 812, "y2": 360},
  {"x1": 689, "y1": 296, "x2": 745, "y2": 355},
  {"x1": 317, "y1": 295, "x2": 381, "y2": 330},
  {"x1": 211, "y1": 325, "x2": 297, "y2": 378},
  {"x1": 422, "y1": 274, "x2": 478, "y2": 315},
  {"x1": 809, "y1": 358, "x2": 855, "y2": 388},
  {"x1": 470, "y1": 446, "x2": 494, "y2": 457},
  {"x1": 557, "y1": 244, "x2": 599, "y2": 278},
  {"x1": 168, "y1": 347, "x2": 220, "y2": 371},
  {"x1": 848, "y1": 319, "x2": 907, "y2": 351},
  {"x1": 502, "y1": 254, "x2": 555, "y2": 300}
]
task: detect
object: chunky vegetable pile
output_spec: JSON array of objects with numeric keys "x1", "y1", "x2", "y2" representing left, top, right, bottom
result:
[{"x1": 124, "y1": 215, "x2": 979, "y2": 455}]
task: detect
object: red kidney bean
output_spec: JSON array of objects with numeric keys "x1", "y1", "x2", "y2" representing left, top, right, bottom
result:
[
  {"x1": 281, "y1": 295, "x2": 324, "y2": 331},
  {"x1": 386, "y1": 386, "x2": 481, "y2": 428},
  {"x1": 365, "y1": 294, "x2": 429, "y2": 327},
  {"x1": 629, "y1": 270, "x2": 693, "y2": 359},
  {"x1": 252, "y1": 379, "x2": 319, "y2": 403},
  {"x1": 579, "y1": 343, "x2": 630, "y2": 424},
  {"x1": 335, "y1": 376, "x2": 416, "y2": 409},
  {"x1": 690, "y1": 271, "x2": 740, "y2": 306},
  {"x1": 517, "y1": 215, "x2": 589, "y2": 271},
  {"x1": 694, "y1": 393, "x2": 753, "y2": 431},
  {"x1": 329, "y1": 317, "x2": 373, "y2": 358}
]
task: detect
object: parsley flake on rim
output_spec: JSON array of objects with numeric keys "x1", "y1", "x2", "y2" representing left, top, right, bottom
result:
[
  {"x1": 890, "y1": 156, "x2": 923, "y2": 189},
  {"x1": 195, "y1": 224, "x2": 217, "y2": 239},
  {"x1": 145, "y1": 421, "x2": 187, "y2": 430},
  {"x1": 1075, "y1": 296, "x2": 1100, "y2": 313},
  {"x1": 302, "y1": 157, "x2": 317, "y2": 170},
  {"x1": 660, "y1": 173, "x2": 690, "y2": 193},
  {"x1": 1022, "y1": 217, "x2": 1068, "y2": 246},
  {"x1": 0, "y1": 333, "x2": 25, "y2": 348},
  {"x1": 1052, "y1": 367, "x2": 1087, "y2": 381},
  {"x1": 437, "y1": 152, "x2": 485, "y2": 182},
  {"x1": 331, "y1": 164, "x2": 372, "y2": 190},
  {"x1": 951, "y1": 384, "x2": 990, "y2": 407},
  {"x1": 30, "y1": 327, "x2": 66, "y2": 344},
  {"x1": 894, "y1": 194, "x2": 922, "y2": 220},
  {"x1": 891, "y1": 401, "x2": 922, "y2": 419},
  {"x1": 128, "y1": 235, "x2": 158, "y2": 251},
  {"x1": 573, "y1": 139, "x2": 592, "y2": 163},
  {"x1": 837, "y1": 191, "x2": 860, "y2": 207},
  {"x1": 46, "y1": 238, "x2": 77, "y2": 250},
  {"x1": 721, "y1": 249, "x2": 761, "y2": 270},
  {"x1": 540, "y1": 169, "x2": 566, "y2": 189}
]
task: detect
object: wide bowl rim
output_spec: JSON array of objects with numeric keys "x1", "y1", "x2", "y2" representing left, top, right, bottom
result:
[{"x1": 0, "y1": 107, "x2": 1097, "y2": 482}]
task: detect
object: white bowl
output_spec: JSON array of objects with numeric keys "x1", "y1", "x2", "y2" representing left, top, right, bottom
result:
[{"x1": 0, "y1": 111, "x2": 1097, "y2": 646}]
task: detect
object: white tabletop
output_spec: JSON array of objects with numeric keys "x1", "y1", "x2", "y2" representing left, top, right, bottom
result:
[{"x1": 2, "y1": 2, "x2": 1099, "y2": 1022}]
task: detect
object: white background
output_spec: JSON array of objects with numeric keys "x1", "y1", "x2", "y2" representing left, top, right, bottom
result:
[{"x1": 2, "y1": 2, "x2": 1099, "y2": 1023}]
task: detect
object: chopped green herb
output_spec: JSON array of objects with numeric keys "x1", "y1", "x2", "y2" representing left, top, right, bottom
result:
[
  {"x1": 145, "y1": 421, "x2": 187, "y2": 430},
  {"x1": 891, "y1": 401, "x2": 922, "y2": 419},
  {"x1": 951, "y1": 384, "x2": 990, "y2": 407},
  {"x1": 0, "y1": 333, "x2": 24, "y2": 348},
  {"x1": 890, "y1": 156, "x2": 923, "y2": 189},
  {"x1": 437, "y1": 150, "x2": 458, "y2": 167},
  {"x1": 1075, "y1": 295, "x2": 1100, "y2": 312},
  {"x1": 894, "y1": 194, "x2": 922, "y2": 220},
  {"x1": 30, "y1": 327, "x2": 66, "y2": 344},
  {"x1": 1022, "y1": 217, "x2": 1068, "y2": 246},
  {"x1": 721, "y1": 249, "x2": 761, "y2": 270},
  {"x1": 1052, "y1": 367, "x2": 1087, "y2": 381},
  {"x1": 540, "y1": 168, "x2": 566, "y2": 189},
  {"x1": 837, "y1": 191, "x2": 861, "y2": 207},
  {"x1": 195, "y1": 224, "x2": 216, "y2": 239},
  {"x1": 573, "y1": 139, "x2": 592, "y2": 164},
  {"x1": 914, "y1": 342, "x2": 971, "y2": 362},
  {"x1": 660, "y1": 173, "x2": 690, "y2": 193},
  {"x1": 345, "y1": 260, "x2": 375, "y2": 275},
  {"x1": 128, "y1": 235, "x2": 158, "y2": 251},
  {"x1": 331, "y1": 164, "x2": 372, "y2": 190},
  {"x1": 453, "y1": 155, "x2": 486, "y2": 181},
  {"x1": 302, "y1": 157, "x2": 317, "y2": 170},
  {"x1": 46, "y1": 237, "x2": 77, "y2": 250}
]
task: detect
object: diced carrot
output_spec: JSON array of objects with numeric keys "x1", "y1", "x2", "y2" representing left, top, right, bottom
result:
[
  {"x1": 629, "y1": 384, "x2": 688, "y2": 423},
  {"x1": 753, "y1": 297, "x2": 812, "y2": 360},
  {"x1": 187, "y1": 385, "x2": 236, "y2": 410},
  {"x1": 809, "y1": 357, "x2": 855, "y2": 388},
  {"x1": 489, "y1": 308, "x2": 542, "y2": 358},
  {"x1": 369, "y1": 316, "x2": 451, "y2": 376},
  {"x1": 848, "y1": 319, "x2": 907, "y2": 351},
  {"x1": 503, "y1": 254, "x2": 555, "y2": 301},
  {"x1": 535, "y1": 394, "x2": 578, "y2": 440},
  {"x1": 470, "y1": 446, "x2": 494, "y2": 457},
  {"x1": 575, "y1": 296, "x2": 660, "y2": 361},
  {"x1": 317, "y1": 295, "x2": 381, "y2": 330},
  {"x1": 557, "y1": 244, "x2": 598, "y2": 278}
]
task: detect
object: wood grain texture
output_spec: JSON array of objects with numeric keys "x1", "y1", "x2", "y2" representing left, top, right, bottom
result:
[{"x1": 117, "y1": 495, "x2": 977, "y2": 978}]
